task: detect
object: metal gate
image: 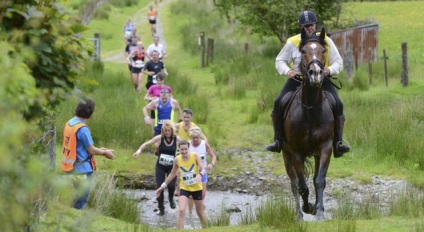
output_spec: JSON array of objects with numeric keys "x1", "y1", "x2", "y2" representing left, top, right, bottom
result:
[{"x1": 329, "y1": 23, "x2": 379, "y2": 64}]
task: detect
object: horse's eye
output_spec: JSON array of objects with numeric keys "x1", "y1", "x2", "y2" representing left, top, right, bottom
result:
[
  {"x1": 322, "y1": 49, "x2": 326, "y2": 54},
  {"x1": 301, "y1": 49, "x2": 306, "y2": 54}
]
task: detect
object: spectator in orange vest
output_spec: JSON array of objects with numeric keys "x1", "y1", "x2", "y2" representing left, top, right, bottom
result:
[{"x1": 62, "y1": 98, "x2": 115, "y2": 210}]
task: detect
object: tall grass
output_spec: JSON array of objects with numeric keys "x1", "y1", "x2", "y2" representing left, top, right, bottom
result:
[
  {"x1": 88, "y1": 171, "x2": 140, "y2": 223},
  {"x1": 238, "y1": 202, "x2": 256, "y2": 226},
  {"x1": 256, "y1": 192, "x2": 307, "y2": 231},
  {"x1": 207, "y1": 201, "x2": 231, "y2": 227},
  {"x1": 332, "y1": 190, "x2": 382, "y2": 220},
  {"x1": 56, "y1": 62, "x2": 152, "y2": 149},
  {"x1": 388, "y1": 187, "x2": 424, "y2": 218},
  {"x1": 164, "y1": 64, "x2": 212, "y2": 124}
]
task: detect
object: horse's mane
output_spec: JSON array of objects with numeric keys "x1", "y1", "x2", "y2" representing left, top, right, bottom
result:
[{"x1": 299, "y1": 30, "x2": 327, "y2": 51}]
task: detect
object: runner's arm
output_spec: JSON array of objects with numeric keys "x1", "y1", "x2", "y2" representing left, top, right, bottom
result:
[{"x1": 205, "y1": 142, "x2": 217, "y2": 170}]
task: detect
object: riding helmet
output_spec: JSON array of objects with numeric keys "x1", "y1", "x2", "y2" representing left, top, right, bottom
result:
[{"x1": 298, "y1": 11, "x2": 317, "y2": 26}]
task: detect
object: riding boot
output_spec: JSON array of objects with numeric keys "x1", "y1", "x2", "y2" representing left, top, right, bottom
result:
[
  {"x1": 333, "y1": 115, "x2": 350, "y2": 158},
  {"x1": 266, "y1": 113, "x2": 283, "y2": 153},
  {"x1": 157, "y1": 196, "x2": 165, "y2": 215}
]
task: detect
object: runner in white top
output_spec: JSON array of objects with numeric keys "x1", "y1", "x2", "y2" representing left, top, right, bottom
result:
[
  {"x1": 146, "y1": 35, "x2": 167, "y2": 60},
  {"x1": 187, "y1": 127, "x2": 216, "y2": 215}
]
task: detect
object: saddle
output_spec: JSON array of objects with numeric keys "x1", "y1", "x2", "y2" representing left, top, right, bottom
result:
[{"x1": 280, "y1": 88, "x2": 337, "y2": 119}]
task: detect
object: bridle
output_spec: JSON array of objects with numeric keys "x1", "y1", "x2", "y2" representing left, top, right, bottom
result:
[{"x1": 299, "y1": 37, "x2": 327, "y2": 84}]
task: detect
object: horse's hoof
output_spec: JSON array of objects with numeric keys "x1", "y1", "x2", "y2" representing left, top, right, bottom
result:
[
  {"x1": 302, "y1": 203, "x2": 317, "y2": 215},
  {"x1": 314, "y1": 211, "x2": 325, "y2": 221},
  {"x1": 296, "y1": 212, "x2": 304, "y2": 221}
]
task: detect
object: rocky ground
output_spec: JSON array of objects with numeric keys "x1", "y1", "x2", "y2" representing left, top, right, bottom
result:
[{"x1": 117, "y1": 150, "x2": 412, "y2": 214}]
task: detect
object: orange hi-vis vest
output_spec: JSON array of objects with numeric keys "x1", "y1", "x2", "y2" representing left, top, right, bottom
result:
[{"x1": 62, "y1": 121, "x2": 96, "y2": 172}]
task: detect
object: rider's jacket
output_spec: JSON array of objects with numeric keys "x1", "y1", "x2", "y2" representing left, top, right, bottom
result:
[{"x1": 287, "y1": 34, "x2": 330, "y2": 68}]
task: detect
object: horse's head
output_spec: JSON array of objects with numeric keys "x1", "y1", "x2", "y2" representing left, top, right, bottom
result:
[{"x1": 299, "y1": 27, "x2": 327, "y2": 87}]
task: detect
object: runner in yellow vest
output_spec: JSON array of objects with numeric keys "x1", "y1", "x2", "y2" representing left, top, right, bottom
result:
[
  {"x1": 156, "y1": 140, "x2": 207, "y2": 229},
  {"x1": 175, "y1": 108, "x2": 208, "y2": 141}
]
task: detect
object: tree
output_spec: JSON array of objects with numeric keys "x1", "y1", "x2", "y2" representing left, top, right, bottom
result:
[
  {"x1": 1, "y1": 0, "x2": 91, "y2": 120},
  {"x1": 212, "y1": 0, "x2": 339, "y2": 44},
  {"x1": 0, "y1": 1, "x2": 91, "y2": 231}
]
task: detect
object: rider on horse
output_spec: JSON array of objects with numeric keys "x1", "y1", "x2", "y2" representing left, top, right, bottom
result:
[{"x1": 266, "y1": 10, "x2": 350, "y2": 158}]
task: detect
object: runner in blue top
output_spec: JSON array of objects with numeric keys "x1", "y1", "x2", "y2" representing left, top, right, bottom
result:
[
  {"x1": 122, "y1": 19, "x2": 134, "y2": 38},
  {"x1": 143, "y1": 88, "x2": 182, "y2": 136}
]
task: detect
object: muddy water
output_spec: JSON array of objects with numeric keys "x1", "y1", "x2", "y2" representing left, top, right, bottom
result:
[{"x1": 125, "y1": 189, "x2": 332, "y2": 229}]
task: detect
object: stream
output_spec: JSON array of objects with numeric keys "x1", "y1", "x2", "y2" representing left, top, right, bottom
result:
[{"x1": 125, "y1": 189, "x2": 332, "y2": 229}]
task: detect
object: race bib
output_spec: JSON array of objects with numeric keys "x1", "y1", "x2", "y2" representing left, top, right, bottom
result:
[
  {"x1": 181, "y1": 171, "x2": 197, "y2": 186},
  {"x1": 152, "y1": 74, "x2": 157, "y2": 84},
  {"x1": 199, "y1": 153, "x2": 206, "y2": 162},
  {"x1": 158, "y1": 154, "x2": 174, "y2": 166},
  {"x1": 135, "y1": 60, "x2": 144, "y2": 68},
  {"x1": 149, "y1": 16, "x2": 156, "y2": 20}
]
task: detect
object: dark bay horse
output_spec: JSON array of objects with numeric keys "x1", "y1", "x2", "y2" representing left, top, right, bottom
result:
[{"x1": 281, "y1": 27, "x2": 335, "y2": 221}]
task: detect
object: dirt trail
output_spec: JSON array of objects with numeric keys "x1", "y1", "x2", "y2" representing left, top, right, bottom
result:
[{"x1": 102, "y1": 0, "x2": 172, "y2": 63}]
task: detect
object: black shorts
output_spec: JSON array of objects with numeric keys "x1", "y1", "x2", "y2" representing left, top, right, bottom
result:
[
  {"x1": 150, "y1": 109, "x2": 155, "y2": 119},
  {"x1": 145, "y1": 81, "x2": 154, "y2": 90},
  {"x1": 149, "y1": 19, "x2": 156, "y2": 25},
  {"x1": 179, "y1": 189, "x2": 203, "y2": 200},
  {"x1": 128, "y1": 64, "x2": 132, "y2": 71},
  {"x1": 131, "y1": 67, "x2": 143, "y2": 74}
]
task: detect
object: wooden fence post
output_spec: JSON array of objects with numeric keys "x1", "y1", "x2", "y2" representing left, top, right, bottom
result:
[
  {"x1": 206, "y1": 38, "x2": 210, "y2": 66},
  {"x1": 354, "y1": 48, "x2": 358, "y2": 70},
  {"x1": 401, "y1": 42, "x2": 408, "y2": 87},
  {"x1": 209, "y1": 38, "x2": 214, "y2": 64},
  {"x1": 368, "y1": 48, "x2": 372, "y2": 85},
  {"x1": 94, "y1": 33, "x2": 100, "y2": 61},
  {"x1": 199, "y1": 32, "x2": 205, "y2": 68},
  {"x1": 344, "y1": 47, "x2": 353, "y2": 79},
  {"x1": 383, "y1": 49, "x2": 388, "y2": 87},
  {"x1": 206, "y1": 38, "x2": 214, "y2": 66}
]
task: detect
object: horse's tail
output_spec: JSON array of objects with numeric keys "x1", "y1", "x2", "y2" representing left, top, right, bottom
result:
[{"x1": 304, "y1": 157, "x2": 313, "y2": 181}]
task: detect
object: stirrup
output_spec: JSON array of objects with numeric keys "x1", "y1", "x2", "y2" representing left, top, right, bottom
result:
[
  {"x1": 266, "y1": 139, "x2": 282, "y2": 153},
  {"x1": 334, "y1": 141, "x2": 350, "y2": 158}
]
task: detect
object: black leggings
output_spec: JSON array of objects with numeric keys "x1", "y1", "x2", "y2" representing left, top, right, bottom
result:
[
  {"x1": 155, "y1": 165, "x2": 177, "y2": 199},
  {"x1": 272, "y1": 77, "x2": 344, "y2": 116}
]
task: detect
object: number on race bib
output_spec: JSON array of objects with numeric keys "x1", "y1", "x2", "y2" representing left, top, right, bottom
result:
[
  {"x1": 159, "y1": 154, "x2": 174, "y2": 166},
  {"x1": 182, "y1": 171, "x2": 197, "y2": 186}
]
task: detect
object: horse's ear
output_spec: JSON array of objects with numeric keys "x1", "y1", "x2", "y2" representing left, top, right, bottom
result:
[
  {"x1": 301, "y1": 27, "x2": 307, "y2": 41},
  {"x1": 320, "y1": 27, "x2": 326, "y2": 40}
]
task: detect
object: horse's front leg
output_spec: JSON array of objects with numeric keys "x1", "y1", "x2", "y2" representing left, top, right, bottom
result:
[
  {"x1": 313, "y1": 147, "x2": 332, "y2": 221},
  {"x1": 283, "y1": 152, "x2": 303, "y2": 221},
  {"x1": 292, "y1": 153, "x2": 314, "y2": 216}
]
